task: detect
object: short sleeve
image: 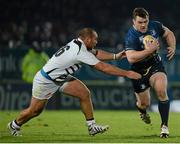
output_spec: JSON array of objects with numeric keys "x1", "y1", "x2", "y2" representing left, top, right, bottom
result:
[
  {"x1": 76, "y1": 49, "x2": 100, "y2": 66},
  {"x1": 154, "y1": 21, "x2": 165, "y2": 37},
  {"x1": 124, "y1": 35, "x2": 138, "y2": 51}
]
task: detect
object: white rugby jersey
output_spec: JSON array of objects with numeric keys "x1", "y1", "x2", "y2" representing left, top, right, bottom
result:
[{"x1": 42, "y1": 38, "x2": 100, "y2": 82}]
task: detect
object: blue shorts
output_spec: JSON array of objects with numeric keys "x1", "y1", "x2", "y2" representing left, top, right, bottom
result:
[{"x1": 131, "y1": 61, "x2": 166, "y2": 93}]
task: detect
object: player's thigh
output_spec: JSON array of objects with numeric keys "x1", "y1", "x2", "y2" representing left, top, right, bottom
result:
[
  {"x1": 61, "y1": 79, "x2": 90, "y2": 98},
  {"x1": 150, "y1": 72, "x2": 167, "y2": 92},
  {"x1": 135, "y1": 88, "x2": 150, "y2": 106},
  {"x1": 33, "y1": 71, "x2": 59, "y2": 99},
  {"x1": 150, "y1": 72, "x2": 168, "y2": 100}
]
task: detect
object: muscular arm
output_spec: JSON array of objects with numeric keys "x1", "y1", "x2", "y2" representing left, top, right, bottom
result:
[
  {"x1": 163, "y1": 26, "x2": 176, "y2": 60},
  {"x1": 125, "y1": 49, "x2": 154, "y2": 64},
  {"x1": 126, "y1": 40, "x2": 159, "y2": 64},
  {"x1": 94, "y1": 49, "x2": 126, "y2": 61},
  {"x1": 163, "y1": 26, "x2": 176, "y2": 49},
  {"x1": 94, "y1": 61, "x2": 141, "y2": 79},
  {"x1": 95, "y1": 50, "x2": 114, "y2": 61}
]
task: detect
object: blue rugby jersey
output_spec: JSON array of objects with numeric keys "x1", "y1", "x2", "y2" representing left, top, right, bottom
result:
[{"x1": 124, "y1": 21, "x2": 165, "y2": 69}]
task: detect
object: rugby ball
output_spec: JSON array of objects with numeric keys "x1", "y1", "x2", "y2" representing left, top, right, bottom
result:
[{"x1": 143, "y1": 35, "x2": 156, "y2": 49}]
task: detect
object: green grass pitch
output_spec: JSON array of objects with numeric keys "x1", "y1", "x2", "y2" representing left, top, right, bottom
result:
[{"x1": 0, "y1": 110, "x2": 180, "y2": 143}]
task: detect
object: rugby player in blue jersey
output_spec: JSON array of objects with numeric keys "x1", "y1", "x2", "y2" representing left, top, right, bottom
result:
[{"x1": 124, "y1": 7, "x2": 176, "y2": 138}]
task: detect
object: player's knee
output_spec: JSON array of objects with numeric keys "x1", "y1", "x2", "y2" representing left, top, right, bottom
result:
[
  {"x1": 141, "y1": 102, "x2": 150, "y2": 108},
  {"x1": 138, "y1": 100, "x2": 150, "y2": 108},
  {"x1": 156, "y1": 89, "x2": 167, "y2": 101},
  {"x1": 80, "y1": 89, "x2": 91, "y2": 101}
]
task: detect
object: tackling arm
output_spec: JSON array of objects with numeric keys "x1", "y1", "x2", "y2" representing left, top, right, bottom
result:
[
  {"x1": 94, "y1": 61, "x2": 141, "y2": 79},
  {"x1": 95, "y1": 49, "x2": 126, "y2": 61}
]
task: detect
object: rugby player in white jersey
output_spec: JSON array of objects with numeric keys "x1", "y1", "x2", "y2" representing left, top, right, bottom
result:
[{"x1": 8, "y1": 28, "x2": 141, "y2": 136}]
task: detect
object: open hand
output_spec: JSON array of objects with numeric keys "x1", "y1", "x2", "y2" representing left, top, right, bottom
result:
[
  {"x1": 115, "y1": 50, "x2": 126, "y2": 60},
  {"x1": 145, "y1": 39, "x2": 159, "y2": 52},
  {"x1": 126, "y1": 70, "x2": 141, "y2": 80},
  {"x1": 167, "y1": 46, "x2": 175, "y2": 60}
]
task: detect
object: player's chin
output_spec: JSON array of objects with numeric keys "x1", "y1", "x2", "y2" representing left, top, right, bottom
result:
[
  {"x1": 140, "y1": 28, "x2": 147, "y2": 33},
  {"x1": 92, "y1": 45, "x2": 96, "y2": 49}
]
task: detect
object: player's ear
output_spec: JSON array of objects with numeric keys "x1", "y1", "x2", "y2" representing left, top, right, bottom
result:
[
  {"x1": 132, "y1": 19, "x2": 135, "y2": 24},
  {"x1": 83, "y1": 37, "x2": 90, "y2": 46},
  {"x1": 86, "y1": 37, "x2": 92, "y2": 43}
]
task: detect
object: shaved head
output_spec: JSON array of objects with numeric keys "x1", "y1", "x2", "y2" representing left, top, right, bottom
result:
[
  {"x1": 77, "y1": 27, "x2": 98, "y2": 49},
  {"x1": 78, "y1": 28, "x2": 97, "y2": 39}
]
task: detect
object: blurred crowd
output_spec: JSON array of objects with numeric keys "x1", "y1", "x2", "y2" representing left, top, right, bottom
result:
[{"x1": 0, "y1": 0, "x2": 179, "y2": 50}]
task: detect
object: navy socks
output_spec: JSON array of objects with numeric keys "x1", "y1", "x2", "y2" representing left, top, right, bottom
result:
[{"x1": 158, "y1": 100, "x2": 170, "y2": 126}]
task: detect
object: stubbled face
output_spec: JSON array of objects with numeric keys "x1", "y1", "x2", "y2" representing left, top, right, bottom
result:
[
  {"x1": 85, "y1": 31, "x2": 98, "y2": 49},
  {"x1": 133, "y1": 16, "x2": 149, "y2": 33}
]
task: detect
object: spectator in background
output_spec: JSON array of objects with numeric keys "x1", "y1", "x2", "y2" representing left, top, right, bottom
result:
[{"x1": 22, "y1": 40, "x2": 49, "y2": 83}]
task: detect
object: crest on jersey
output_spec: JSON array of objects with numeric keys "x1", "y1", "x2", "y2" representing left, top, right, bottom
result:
[
  {"x1": 139, "y1": 36, "x2": 144, "y2": 42},
  {"x1": 139, "y1": 36, "x2": 144, "y2": 49},
  {"x1": 140, "y1": 84, "x2": 146, "y2": 90},
  {"x1": 150, "y1": 30, "x2": 156, "y2": 37}
]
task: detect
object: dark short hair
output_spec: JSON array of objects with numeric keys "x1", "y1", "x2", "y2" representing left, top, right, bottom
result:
[
  {"x1": 133, "y1": 7, "x2": 149, "y2": 19},
  {"x1": 78, "y1": 28, "x2": 96, "y2": 39}
]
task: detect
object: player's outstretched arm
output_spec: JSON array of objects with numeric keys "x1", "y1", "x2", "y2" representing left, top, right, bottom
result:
[
  {"x1": 94, "y1": 61, "x2": 141, "y2": 80},
  {"x1": 95, "y1": 50, "x2": 126, "y2": 61}
]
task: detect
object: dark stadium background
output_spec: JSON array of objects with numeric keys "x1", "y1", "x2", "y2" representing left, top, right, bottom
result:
[{"x1": 0, "y1": 0, "x2": 180, "y2": 110}]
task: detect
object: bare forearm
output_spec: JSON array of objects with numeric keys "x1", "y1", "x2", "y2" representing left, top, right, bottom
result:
[
  {"x1": 94, "y1": 61, "x2": 141, "y2": 79},
  {"x1": 96, "y1": 50, "x2": 114, "y2": 61},
  {"x1": 126, "y1": 50, "x2": 154, "y2": 63},
  {"x1": 94, "y1": 62, "x2": 127, "y2": 77},
  {"x1": 165, "y1": 30, "x2": 176, "y2": 49}
]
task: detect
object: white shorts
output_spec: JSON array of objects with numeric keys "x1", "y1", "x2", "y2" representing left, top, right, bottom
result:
[{"x1": 32, "y1": 71, "x2": 76, "y2": 100}]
